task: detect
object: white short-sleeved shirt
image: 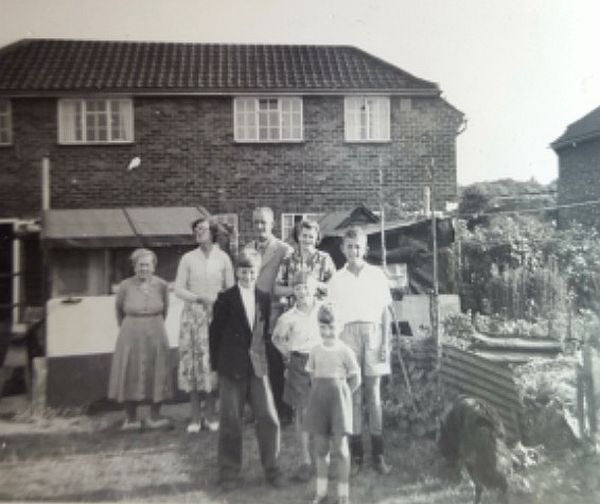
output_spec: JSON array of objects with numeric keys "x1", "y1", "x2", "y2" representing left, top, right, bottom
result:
[
  {"x1": 306, "y1": 340, "x2": 360, "y2": 379},
  {"x1": 328, "y1": 263, "x2": 392, "y2": 326},
  {"x1": 271, "y1": 302, "x2": 322, "y2": 356}
]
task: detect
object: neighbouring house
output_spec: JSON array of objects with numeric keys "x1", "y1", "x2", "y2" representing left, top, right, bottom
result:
[
  {"x1": 0, "y1": 38, "x2": 464, "y2": 406},
  {"x1": 551, "y1": 105, "x2": 600, "y2": 229}
]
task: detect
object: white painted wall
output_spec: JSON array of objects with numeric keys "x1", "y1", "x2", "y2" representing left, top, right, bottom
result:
[{"x1": 46, "y1": 294, "x2": 184, "y2": 357}]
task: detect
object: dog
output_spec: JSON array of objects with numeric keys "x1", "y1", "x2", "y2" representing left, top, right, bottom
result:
[{"x1": 439, "y1": 396, "x2": 512, "y2": 504}]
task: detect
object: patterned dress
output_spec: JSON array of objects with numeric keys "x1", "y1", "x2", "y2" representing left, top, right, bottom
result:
[
  {"x1": 275, "y1": 248, "x2": 336, "y2": 307},
  {"x1": 108, "y1": 276, "x2": 174, "y2": 403},
  {"x1": 174, "y1": 246, "x2": 234, "y2": 393}
]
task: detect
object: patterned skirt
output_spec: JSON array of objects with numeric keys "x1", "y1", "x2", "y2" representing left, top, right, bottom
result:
[
  {"x1": 178, "y1": 303, "x2": 217, "y2": 393},
  {"x1": 108, "y1": 314, "x2": 174, "y2": 403}
]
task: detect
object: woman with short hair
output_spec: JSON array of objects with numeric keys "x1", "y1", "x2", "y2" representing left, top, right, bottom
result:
[
  {"x1": 108, "y1": 248, "x2": 174, "y2": 431},
  {"x1": 274, "y1": 219, "x2": 336, "y2": 306}
]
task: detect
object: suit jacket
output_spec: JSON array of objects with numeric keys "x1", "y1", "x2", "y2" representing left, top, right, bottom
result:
[
  {"x1": 209, "y1": 284, "x2": 271, "y2": 382},
  {"x1": 244, "y1": 237, "x2": 293, "y2": 296},
  {"x1": 245, "y1": 237, "x2": 293, "y2": 331}
]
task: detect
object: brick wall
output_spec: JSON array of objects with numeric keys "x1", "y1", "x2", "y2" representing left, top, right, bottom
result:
[
  {"x1": 0, "y1": 95, "x2": 462, "y2": 242},
  {"x1": 556, "y1": 138, "x2": 600, "y2": 229}
]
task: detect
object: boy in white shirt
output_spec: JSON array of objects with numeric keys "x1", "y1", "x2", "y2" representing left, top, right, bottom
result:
[
  {"x1": 272, "y1": 271, "x2": 322, "y2": 482},
  {"x1": 328, "y1": 226, "x2": 393, "y2": 475}
]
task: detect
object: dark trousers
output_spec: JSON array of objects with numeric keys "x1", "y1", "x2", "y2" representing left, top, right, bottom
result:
[
  {"x1": 218, "y1": 373, "x2": 281, "y2": 481},
  {"x1": 267, "y1": 341, "x2": 293, "y2": 421}
]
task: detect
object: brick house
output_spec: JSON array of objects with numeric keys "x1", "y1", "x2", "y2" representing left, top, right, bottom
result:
[
  {"x1": 0, "y1": 39, "x2": 463, "y2": 405},
  {"x1": 551, "y1": 105, "x2": 600, "y2": 229}
]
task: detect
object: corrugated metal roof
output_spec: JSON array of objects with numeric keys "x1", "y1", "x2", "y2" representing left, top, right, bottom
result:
[
  {"x1": 552, "y1": 105, "x2": 600, "y2": 150},
  {"x1": 0, "y1": 39, "x2": 439, "y2": 95}
]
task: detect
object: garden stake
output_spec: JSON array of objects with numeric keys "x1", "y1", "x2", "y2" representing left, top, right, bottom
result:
[{"x1": 390, "y1": 307, "x2": 418, "y2": 416}]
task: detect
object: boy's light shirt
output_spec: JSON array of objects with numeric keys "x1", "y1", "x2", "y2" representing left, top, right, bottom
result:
[
  {"x1": 271, "y1": 301, "x2": 322, "y2": 356},
  {"x1": 328, "y1": 263, "x2": 392, "y2": 326},
  {"x1": 306, "y1": 339, "x2": 360, "y2": 379},
  {"x1": 238, "y1": 283, "x2": 255, "y2": 330}
]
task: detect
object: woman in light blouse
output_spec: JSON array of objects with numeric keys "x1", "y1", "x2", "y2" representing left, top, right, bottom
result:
[{"x1": 174, "y1": 214, "x2": 234, "y2": 433}]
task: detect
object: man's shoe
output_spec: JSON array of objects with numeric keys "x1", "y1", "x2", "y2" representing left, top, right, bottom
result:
[{"x1": 373, "y1": 455, "x2": 392, "y2": 475}]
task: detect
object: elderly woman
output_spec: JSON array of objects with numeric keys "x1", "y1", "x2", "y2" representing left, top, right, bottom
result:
[
  {"x1": 274, "y1": 219, "x2": 336, "y2": 306},
  {"x1": 108, "y1": 248, "x2": 174, "y2": 431},
  {"x1": 174, "y1": 214, "x2": 235, "y2": 433}
]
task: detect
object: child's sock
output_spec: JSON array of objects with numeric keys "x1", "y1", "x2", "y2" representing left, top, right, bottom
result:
[
  {"x1": 316, "y1": 477, "x2": 328, "y2": 497},
  {"x1": 338, "y1": 482, "x2": 349, "y2": 498}
]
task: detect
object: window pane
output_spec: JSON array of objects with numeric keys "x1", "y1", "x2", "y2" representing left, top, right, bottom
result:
[{"x1": 59, "y1": 100, "x2": 82, "y2": 143}]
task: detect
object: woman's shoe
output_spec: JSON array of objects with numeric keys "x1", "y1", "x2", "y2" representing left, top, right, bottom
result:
[
  {"x1": 186, "y1": 422, "x2": 201, "y2": 434},
  {"x1": 145, "y1": 417, "x2": 172, "y2": 430},
  {"x1": 201, "y1": 418, "x2": 219, "y2": 432},
  {"x1": 120, "y1": 419, "x2": 142, "y2": 432}
]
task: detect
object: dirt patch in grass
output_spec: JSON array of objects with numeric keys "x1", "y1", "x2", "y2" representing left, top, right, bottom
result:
[{"x1": 0, "y1": 403, "x2": 599, "y2": 503}]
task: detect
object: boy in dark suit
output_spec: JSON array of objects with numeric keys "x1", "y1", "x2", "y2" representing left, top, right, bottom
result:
[{"x1": 209, "y1": 249, "x2": 284, "y2": 491}]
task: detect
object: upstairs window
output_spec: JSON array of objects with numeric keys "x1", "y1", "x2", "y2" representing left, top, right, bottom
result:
[
  {"x1": 58, "y1": 98, "x2": 133, "y2": 144},
  {"x1": 344, "y1": 96, "x2": 390, "y2": 142},
  {"x1": 234, "y1": 97, "x2": 302, "y2": 142},
  {"x1": 0, "y1": 99, "x2": 12, "y2": 145}
]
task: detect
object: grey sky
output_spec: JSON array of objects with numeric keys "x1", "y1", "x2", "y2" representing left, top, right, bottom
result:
[{"x1": 2, "y1": 0, "x2": 599, "y2": 185}]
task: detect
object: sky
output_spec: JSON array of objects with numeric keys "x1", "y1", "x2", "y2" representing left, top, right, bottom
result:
[{"x1": 2, "y1": 0, "x2": 600, "y2": 185}]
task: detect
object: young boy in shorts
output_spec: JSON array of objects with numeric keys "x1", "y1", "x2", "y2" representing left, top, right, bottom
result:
[
  {"x1": 304, "y1": 303, "x2": 361, "y2": 504},
  {"x1": 272, "y1": 271, "x2": 322, "y2": 482}
]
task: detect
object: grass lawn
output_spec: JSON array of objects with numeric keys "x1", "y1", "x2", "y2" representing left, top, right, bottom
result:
[{"x1": 0, "y1": 402, "x2": 599, "y2": 503}]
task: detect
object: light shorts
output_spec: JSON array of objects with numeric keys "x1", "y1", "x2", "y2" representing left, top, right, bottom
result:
[{"x1": 341, "y1": 322, "x2": 391, "y2": 377}]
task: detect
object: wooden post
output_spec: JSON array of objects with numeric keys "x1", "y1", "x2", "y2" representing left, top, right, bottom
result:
[{"x1": 32, "y1": 357, "x2": 47, "y2": 417}]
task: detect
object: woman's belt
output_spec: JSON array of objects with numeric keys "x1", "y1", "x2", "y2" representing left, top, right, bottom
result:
[{"x1": 125, "y1": 312, "x2": 162, "y2": 317}]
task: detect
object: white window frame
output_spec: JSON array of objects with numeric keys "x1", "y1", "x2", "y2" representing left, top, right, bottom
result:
[
  {"x1": 281, "y1": 212, "x2": 325, "y2": 243},
  {"x1": 344, "y1": 96, "x2": 390, "y2": 142},
  {"x1": 234, "y1": 97, "x2": 303, "y2": 142},
  {"x1": 58, "y1": 98, "x2": 134, "y2": 144},
  {"x1": 0, "y1": 99, "x2": 12, "y2": 145}
]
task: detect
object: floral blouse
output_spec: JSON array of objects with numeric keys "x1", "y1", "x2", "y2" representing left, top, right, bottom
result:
[{"x1": 276, "y1": 248, "x2": 336, "y2": 303}]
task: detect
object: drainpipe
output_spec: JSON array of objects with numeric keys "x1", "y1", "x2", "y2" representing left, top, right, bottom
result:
[{"x1": 42, "y1": 157, "x2": 50, "y2": 210}]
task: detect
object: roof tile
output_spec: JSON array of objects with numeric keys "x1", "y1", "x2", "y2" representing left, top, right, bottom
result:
[
  {"x1": 552, "y1": 105, "x2": 600, "y2": 150},
  {"x1": 0, "y1": 39, "x2": 438, "y2": 94}
]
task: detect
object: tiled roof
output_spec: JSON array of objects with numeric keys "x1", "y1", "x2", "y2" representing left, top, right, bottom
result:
[
  {"x1": 0, "y1": 39, "x2": 438, "y2": 95},
  {"x1": 552, "y1": 105, "x2": 600, "y2": 150}
]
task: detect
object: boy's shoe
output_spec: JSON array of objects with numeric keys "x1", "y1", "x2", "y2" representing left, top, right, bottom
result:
[
  {"x1": 291, "y1": 463, "x2": 312, "y2": 482},
  {"x1": 350, "y1": 460, "x2": 362, "y2": 477},
  {"x1": 145, "y1": 417, "x2": 172, "y2": 430},
  {"x1": 309, "y1": 495, "x2": 329, "y2": 504},
  {"x1": 120, "y1": 419, "x2": 142, "y2": 432},
  {"x1": 186, "y1": 422, "x2": 201, "y2": 434},
  {"x1": 373, "y1": 455, "x2": 392, "y2": 475}
]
